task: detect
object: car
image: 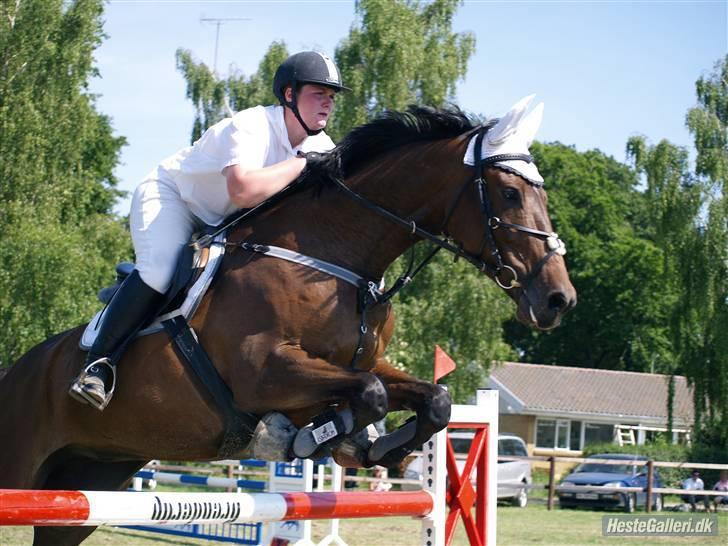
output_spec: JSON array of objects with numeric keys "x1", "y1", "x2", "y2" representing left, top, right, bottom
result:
[
  {"x1": 402, "y1": 432, "x2": 532, "y2": 507},
  {"x1": 556, "y1": 453, "x2": 663, "y2": 512}
]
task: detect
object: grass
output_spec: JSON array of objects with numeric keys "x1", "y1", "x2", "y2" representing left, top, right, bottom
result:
[{"x1": 1, "y1": 502, "x2": 724, "y2": 545}]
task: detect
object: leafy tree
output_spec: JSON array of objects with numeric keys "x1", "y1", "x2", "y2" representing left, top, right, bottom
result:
[
  {"x1": 506, "y1": 57, "x2": 728, "y2": 450},
  {"x1": 504, "y1": 143, "x2": 678, "y2": 373},
  {"x1": 385, "y1": 246, "x2": 516, "y2": 403},
  {"x1": 329, "y1": 0, "x2": 475, "y2": 140},
  {"x1": 682, "y1": 56, "x2": 728, "y2": 448},
  {"x1": 176, "y1": 42, "x2": 289, "y2": 142},
  {"x1": 623, "y1": 57, "x2": 728, "y2": 449},
  {"x1": 0, "y1": 0, "x2": 130, "y2": 366}
]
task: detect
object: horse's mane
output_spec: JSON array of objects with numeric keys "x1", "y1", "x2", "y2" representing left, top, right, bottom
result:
[{"x1": 299, "y1": 105, "x2": 477, "y2": 188}]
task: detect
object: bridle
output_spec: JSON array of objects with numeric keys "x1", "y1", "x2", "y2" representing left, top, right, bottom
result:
[{"x1": 328, "y1": 125, "x2": 566, "y2": 299}]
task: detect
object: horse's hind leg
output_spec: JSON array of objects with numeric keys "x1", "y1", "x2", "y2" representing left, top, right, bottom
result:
[
  {"x1": 364, "y1": 358, "x2": 451, "y2": 468},
  {"x1": 33, "y1": 454, "x2": 146, "y2": 546}
]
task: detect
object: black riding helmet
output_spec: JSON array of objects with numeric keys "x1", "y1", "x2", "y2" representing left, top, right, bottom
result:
[{"x1": 273, "y1": 51, "x2": 350, "y2": 136}]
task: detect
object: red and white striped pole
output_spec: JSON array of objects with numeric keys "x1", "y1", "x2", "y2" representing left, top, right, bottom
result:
[{"x1": 0, "y1": 490, "x2": 434, "y2": 527}]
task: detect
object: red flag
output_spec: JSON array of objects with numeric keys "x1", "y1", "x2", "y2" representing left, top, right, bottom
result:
[{"x1": 434, "y1": 345, "x2": 457, "y2": 383}]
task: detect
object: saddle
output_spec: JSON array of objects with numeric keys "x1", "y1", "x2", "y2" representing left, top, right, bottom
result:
[{"x1": 79, "y1": 231, "x2": 226, "y2": 350}]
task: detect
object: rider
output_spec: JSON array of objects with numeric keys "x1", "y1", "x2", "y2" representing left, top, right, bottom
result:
[{"x1": 69, "y1": 51, "x2": 349, "y2": 410}]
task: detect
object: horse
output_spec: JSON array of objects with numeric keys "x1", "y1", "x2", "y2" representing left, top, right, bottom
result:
[{"x1": 0, "y1": 99, "x2": 575, "y2": 545}]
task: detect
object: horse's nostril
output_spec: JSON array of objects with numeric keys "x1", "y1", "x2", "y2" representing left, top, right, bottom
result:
[{"x1": 548, "y1": 292, "x2": 568, "y2": 312}]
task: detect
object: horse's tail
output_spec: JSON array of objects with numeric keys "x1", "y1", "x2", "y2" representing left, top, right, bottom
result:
[{"x1": 0, "y1": 367, "x2": 7, "y2": 383}]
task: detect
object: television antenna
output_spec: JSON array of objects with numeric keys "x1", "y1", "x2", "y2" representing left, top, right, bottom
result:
[{"x1": 200, "y1": 16, "x2": 251, "y2": 75}]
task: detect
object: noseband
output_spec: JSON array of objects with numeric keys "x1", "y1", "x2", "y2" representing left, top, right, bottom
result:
[{"x1": 330, "y1": 126, "x2": 566, "y2": 295}]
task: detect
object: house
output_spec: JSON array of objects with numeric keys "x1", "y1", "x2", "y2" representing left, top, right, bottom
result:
[{"x1": 487, "y1": 362, "x2": 694, "y2": 473}]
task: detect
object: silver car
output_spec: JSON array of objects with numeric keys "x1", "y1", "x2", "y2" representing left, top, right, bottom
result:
[{"x1": 402, "y1": 431, "x2": 532, "y2": 507}]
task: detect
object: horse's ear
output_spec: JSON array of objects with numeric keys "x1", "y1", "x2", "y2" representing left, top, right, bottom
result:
[
  {"x1": 519, "y1": 101, "x2": 544, "y2": 146},
  {"x1": 487, "y1": 94, "x2": 536, "y2": 145}
]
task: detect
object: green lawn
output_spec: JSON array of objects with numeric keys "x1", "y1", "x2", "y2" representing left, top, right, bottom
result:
[{"x1": 1, "y1": 503, "x2": 724, "y2": 545}]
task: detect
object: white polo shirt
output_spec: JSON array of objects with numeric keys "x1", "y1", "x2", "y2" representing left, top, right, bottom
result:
[{"x1": 153, "y1": 105, "x2": 335, "y2": 226}]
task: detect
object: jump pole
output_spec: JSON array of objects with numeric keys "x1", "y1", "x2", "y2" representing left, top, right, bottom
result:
[{"x1": 0, "y1": 489, "x2": 433, "y2": 527}]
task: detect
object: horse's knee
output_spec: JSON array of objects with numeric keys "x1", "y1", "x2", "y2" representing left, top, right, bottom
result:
[
  {"x1": 352, "y1": 373, "x2": 388, "y2": 428},
  {"x1": 424, "y1": 385, "x2": 452, "y2": 431}
]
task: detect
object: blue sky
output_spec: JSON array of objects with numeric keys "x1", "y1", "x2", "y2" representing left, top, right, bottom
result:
[{"x1": 89, "y1": 0, "x2": 727, "y2": 214}]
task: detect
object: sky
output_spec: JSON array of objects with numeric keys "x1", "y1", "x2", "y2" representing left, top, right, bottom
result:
[{"x1": 88, "y1": 0, "x2": 728, "y2": 214}]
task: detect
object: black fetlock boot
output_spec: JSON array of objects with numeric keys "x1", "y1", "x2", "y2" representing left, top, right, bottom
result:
[{"x1": 69, "y1": 270, "x2": 164, "y2": 410}]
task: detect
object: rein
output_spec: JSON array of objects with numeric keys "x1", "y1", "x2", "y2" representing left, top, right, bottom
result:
[{"x1": 329, "y1": 126, "x2": 566, "y2": 294}]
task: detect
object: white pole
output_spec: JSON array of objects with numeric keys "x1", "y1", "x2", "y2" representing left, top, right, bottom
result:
[
  {"x1": 319, "y1": 460, "x2": 347, "y2": 546},
  {"x1": 421, "y1": 426, "x2": 447, "y2": 546},
  {"x1": 478, "y1": 389, "x2": 499, "y2": 546}
]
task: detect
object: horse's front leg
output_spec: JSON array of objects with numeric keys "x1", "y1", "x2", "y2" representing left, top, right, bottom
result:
[
  {"x1": 247, "y1": 346, "x2": 388, "y2": 461},
  {"x1": 364, "y1": 357, "x2": 451, "y2": 468}
]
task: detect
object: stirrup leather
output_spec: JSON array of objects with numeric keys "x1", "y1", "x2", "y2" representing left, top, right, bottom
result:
[{"x1": 68, "y1": 357, "x2": 118, "y2": 411}]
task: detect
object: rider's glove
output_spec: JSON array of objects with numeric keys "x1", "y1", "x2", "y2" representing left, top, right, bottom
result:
[{"x1": 299, "y1": 151, "x2": 332, "y2": 181}]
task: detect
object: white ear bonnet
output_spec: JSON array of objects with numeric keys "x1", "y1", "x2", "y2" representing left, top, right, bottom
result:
[{"x1": 464, "y1": 94, "x2": 544, "y2": 185}]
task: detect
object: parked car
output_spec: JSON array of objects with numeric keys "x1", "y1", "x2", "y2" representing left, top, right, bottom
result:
[
  {"x1": 402, "y1": 432, "x2": 532, "y2": 507},
  {"x1": 556, "y1": 453, "x2": 663, "y2": 512}
]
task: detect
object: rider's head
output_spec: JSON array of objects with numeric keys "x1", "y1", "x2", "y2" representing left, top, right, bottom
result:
[{"x1": 273, "y1": 51, "x2": 349, "y2": 136}]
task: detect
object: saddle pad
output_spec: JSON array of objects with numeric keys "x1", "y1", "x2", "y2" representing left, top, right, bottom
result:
[{"x1": 79, "y1": 233, "x2": 226, "y2": 350}]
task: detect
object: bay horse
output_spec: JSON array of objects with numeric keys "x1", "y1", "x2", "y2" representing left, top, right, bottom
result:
[{"x1": 0, "y1": 100, "x2": 575, "y2": 545}]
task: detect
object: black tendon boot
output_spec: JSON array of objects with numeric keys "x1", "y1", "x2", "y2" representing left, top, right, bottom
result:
[{"x1": 69, "y1": 270, "x2": 164, "y2": 410}]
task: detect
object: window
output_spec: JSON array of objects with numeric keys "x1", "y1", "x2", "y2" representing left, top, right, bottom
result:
[
  {"x1": 570, "y1": 421, "x2": 582, "y2": 450},
  {"x1": 556, "y1": 420, "x2": 569, "y2": 449},
  {"x1": 535, "y1": 420, "x2": 555, "y2": 448},
  {"x1": 584, "y1": 423, "x2": 614, "y2": 446},
  {"x1": 536, "y1": 419, "x2": 571, "y2": 449}
]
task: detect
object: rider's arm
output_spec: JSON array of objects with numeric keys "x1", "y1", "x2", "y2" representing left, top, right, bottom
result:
[{"x1": 224, "y1": 156, "x2": 306, "y2": 209}]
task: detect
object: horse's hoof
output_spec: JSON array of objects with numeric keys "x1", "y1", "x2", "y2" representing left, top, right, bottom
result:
[
  {"x1": 367, "y1": 418, "x2": 417, "y2": 463},
  {"x1": 250, "y1": 412, "x2": 298, "y2": 461},
  {"x1": 367, "y1": 446, "x2": 413, "y2": 469},
  {"x1": 332, "y1": 424, "x2": 379, "y2": 468}
]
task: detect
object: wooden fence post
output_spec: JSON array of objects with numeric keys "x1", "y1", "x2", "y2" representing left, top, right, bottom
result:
[
  {"x1": 547, "y1": 456, "x2": 556, "y2": 511},
  {"x1": 646, "y1": 460, "x2": 654, "y2": 513}
]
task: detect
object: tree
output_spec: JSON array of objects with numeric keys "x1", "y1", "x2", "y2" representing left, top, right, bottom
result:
[
  {"x1": 504, "y1": 142, "x2": 678, "y2": 374},
  {"x1": 176, "y1": 42, "x2": 289, "y2": 142},
  {"x1": 329, "y1": 0, "x2": 475, "y2": 140},
  {"x1": 385, "y1": 246, "x2": 516, "y2": 403},
  {"x1": 0, "y1": 0, "x2": 130, "y2": 366},
  {"x1": 624, "y1": 57, "x2": 728, "y2": 449},
  {"x1": 682, "y1": 56, "x2": 728, "y2": 448}
]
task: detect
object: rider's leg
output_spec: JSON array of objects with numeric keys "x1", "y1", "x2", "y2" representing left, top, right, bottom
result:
[
  {"x1": 69, "y1": 270, "x2": 164, "y2": 409},
  {"x1": 69, "y1": 177, "x2": 198, "y2": 410}
]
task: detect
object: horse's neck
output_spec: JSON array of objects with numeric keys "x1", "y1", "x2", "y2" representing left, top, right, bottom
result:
[{"x1": 248, "y1": 142, "x2": 463, "y2": 280}]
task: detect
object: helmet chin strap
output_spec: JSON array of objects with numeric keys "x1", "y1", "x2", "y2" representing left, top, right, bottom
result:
[{"x1": 285, "y1": 89, "x2": 324, "y2": 137}]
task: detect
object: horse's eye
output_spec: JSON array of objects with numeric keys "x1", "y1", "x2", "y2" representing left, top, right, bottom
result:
[{"x1": 502, "y1": 188, "x2": 520, "y2": 202}]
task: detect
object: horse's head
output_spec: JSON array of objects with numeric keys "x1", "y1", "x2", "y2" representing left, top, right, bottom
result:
[{"x1": 445, "y1": 96, "x2": 576, "y2": 329}]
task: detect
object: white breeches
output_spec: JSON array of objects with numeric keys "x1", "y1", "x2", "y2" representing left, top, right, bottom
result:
[{"x1": 130, "y1": 178, "x2": 202, "y2": 294}]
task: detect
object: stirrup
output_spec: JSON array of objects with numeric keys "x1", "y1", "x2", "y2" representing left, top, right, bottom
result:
[{"x1": 68, "y1": 357, "x2": 117, "y2": 411}]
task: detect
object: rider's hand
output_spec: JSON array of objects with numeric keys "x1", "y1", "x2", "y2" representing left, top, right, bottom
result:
[{"x1": 299, "y1": 151, "x2": 333, "y2": 180}]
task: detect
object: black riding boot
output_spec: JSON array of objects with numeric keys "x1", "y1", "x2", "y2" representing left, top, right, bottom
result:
[{"x1": 69, "y1": 270, "x2": 164, "y2": 410}]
